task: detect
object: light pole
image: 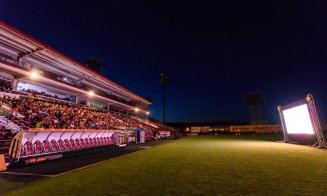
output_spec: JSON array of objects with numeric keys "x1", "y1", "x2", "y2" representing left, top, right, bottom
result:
[{"x1": 160, "y1": 73, "x2": 168, "y2": 123}]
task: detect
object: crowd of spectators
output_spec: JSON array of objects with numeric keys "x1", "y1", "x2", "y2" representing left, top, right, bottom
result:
[
  {"x1": 0, "y1": 82, "x2": 177, "y2": 140},
  {"x1": 1, "y1": 94, "x2": 156, "y2": 134}
]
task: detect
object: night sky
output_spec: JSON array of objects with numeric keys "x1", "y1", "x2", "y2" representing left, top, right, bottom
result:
[{"x1": 1, "y1": 1, "x2": 326, "y2": 123}]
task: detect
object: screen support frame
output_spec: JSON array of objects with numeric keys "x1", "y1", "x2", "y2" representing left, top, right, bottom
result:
[{"x1": 277, "y1": 94, "x2": 326, "y2": 148}]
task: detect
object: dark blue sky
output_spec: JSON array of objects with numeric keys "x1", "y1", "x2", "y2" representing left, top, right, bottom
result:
[{"x1": 1, "y1": 0, "x2": 326, "y2": 123}]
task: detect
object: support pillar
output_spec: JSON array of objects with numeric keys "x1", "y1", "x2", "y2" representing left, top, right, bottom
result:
[{"x1": 11, "y1": 79, "x2": 18, "y2": 91}]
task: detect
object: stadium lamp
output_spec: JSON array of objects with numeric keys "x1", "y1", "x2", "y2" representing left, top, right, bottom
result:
[
  {"x1": 146, "y1": 111, "x2": 150, "y2": 115},
  {"x1": 30, "y1": 70, "x2": 39, "y2": 79},
  {"x1": 277, "y1": 94, "x2": 326, "y2": 148},
  {"x1": 88, "y1": 91, "x2": 94, "y2": 97},
  {"x1": 134, "y1": 108, "x2": 139, "y2": 112}
]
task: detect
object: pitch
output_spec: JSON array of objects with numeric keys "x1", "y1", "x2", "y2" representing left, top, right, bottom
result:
[{"x1": 2, "y1": 135, "x2": 327, "y2": 195}]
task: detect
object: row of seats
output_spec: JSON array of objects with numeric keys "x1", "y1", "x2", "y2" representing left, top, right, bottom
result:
[
  {"x1": 20, "y1": 137, "x2": 114, "y2": 156},
  {"x1": 2, "y1": 93, "x2": 177, "y2": 139}
]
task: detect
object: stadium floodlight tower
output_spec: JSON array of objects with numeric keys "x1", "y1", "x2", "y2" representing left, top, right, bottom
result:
[
  {"x1": 160, "y1": 73, "x2": 168, "y2": 123},
  {"x1": 245, "y1": 93, "x2": 265, "y2": 125},
  {"x1": 277, "y1": 94, "x2": 326, "y2": 148}
]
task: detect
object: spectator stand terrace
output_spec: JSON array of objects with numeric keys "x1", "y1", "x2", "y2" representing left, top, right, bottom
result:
[{"x1": 0, "y1": 21, "x2": 177, "y2": 162}]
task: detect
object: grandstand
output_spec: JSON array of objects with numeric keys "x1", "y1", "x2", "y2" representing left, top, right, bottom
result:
[{"x1": 0, "y1": 21, "x2": 177, "y2": 164}]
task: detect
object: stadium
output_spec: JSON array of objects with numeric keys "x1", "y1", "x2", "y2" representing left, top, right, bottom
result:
[
  {"x1": 0, "y1": 21, "x2": 177, "y2": 162},
  {"x1": 1, "y1": 10, "x2": 327, "y2": 195}
]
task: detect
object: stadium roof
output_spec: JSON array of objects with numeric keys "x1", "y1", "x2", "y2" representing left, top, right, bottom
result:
[{"x1": 0, "y1": 20, "x2": 151, "y2": 105}]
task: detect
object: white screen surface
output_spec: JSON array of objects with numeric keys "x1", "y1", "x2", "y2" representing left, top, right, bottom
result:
[{"x1": 282, "y1": 104, "x2": 314, "y2": 134}]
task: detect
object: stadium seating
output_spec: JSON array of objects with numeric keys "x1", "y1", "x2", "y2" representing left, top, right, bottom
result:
[
  {"x1": 57, "y1": 140, "x2": 65, "y2": 151},
  {"x1": 23, "y1": 141, "x2": 33, "y2": 156},
  {"x1": 0, "y1": 88, "x2": 178, "y2": 140},
  {"x1": 43, "y1": 140, "x2": 51, "y2": 153},
  {"x1": 50, "y1": 140, "x2": 58, "y2": 152},
  {"x1": 1, "y1": 94, "x2": 152, "y2": 132},
  {"x1": 34, "y1": 141, "x2": 42, "y2": 154},
  {"x1": 70, "y1": 139, "x2": 76, "y2": 150},
  {"x1": 0, "y1": 86, "x2": 178, "y2": 159},
  {"x1": 64, "y1": 139, "x2": 70, "y2": 150}
]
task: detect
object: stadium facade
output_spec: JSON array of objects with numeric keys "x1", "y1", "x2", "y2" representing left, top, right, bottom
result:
[{"x1": 0, "y1": 21, "x2": 150, "y2": 113}]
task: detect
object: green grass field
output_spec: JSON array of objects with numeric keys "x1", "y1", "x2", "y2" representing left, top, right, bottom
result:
[{"x1": 3, "y1": 135, "x2": 327, "y2": 195}]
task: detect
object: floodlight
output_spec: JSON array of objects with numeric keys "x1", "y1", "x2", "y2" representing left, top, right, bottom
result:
[
  {"x1": 134, "y1": 108, "x2": 139, "y2": 112},
  {"x1": 30, "y1": 71, "x2": 39, "y2": 79},
  {"x1": 146, "y1": 111, "x2": 150, "y2": 115},
  {"x1": 88, "y1": 91, "x2": 94, "y2": 97},
  {"x1": 277, "y1": 94, "x2": 326, "y2": 148}
]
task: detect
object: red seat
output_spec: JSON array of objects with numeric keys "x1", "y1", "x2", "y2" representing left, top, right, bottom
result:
[
  {"x1": 64, "y1": 139, "x2": 70, "y2": 150},
  {"x1": 70, "y1": 139, "x2": 75, "y2": 150},
  {"x1": 105, "y1": 137, "x2": 110, "y2": 145},
  {"x1": 88, "y1": 138, "x2": 94, "y2": 147},
  {"x1": 75, "y1": 139, "x2": 81, "y2": 149},
  {"x1": 84, "y1": 138, "x2": 89, "y2": 148},
  {"x1": 43, "y1": 140, "x2": 51, "y2": 153},
  {"x1": 102, "y1": 137, "x2": 107, "y2": 145},
  {"x1": 80, "y1": 139, "x2": 85, "y2": 148},
  {"x1": 93, "y1": 138, "x2": 98, "y2": 146},
  {"x1": 50, "y1": 140, "x2": 58, "y2": 152},
  {"x1": 34, "y1": 141, "x2": 42, "y2": 154},
  {"x1": 57, "y1": 140, "x2": 64, "y2": 151},
  {"x1": 25, "y1": 141, "x2": 33, "y2": 155},
  {"x1": 98, "y1": 138, "x2": 103, "y2": 146}
]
